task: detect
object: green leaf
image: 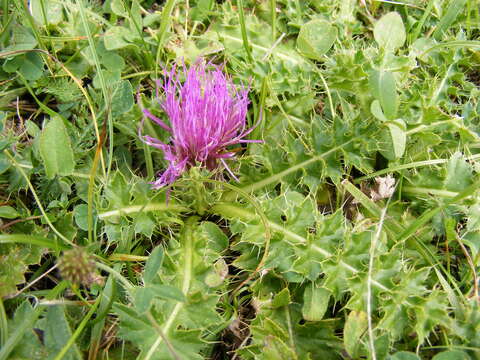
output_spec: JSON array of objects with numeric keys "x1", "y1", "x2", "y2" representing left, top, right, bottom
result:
[
  {"x1": 370, "y1": 100, "x2": 388, "y2": 122},
  {"x1": 39, "y1": 116, "x2": 75, "y2": 179},
  {"x1": 390, "y1": 352, "x2": 421, "y2": 360},
  {"x1": 344, "y1": 310, "x2": 367, "y2": 358},
  {"x1": 5, "y1": 301, "x2": 43, "y2": 360},
  {"x1": 0, "y1": 153, "x2": 10, "y2": 175},
  {"x1": 369, "y1": 70, "x2": 397, "y2": 120},
  {"x1": 30, "y1": 0, "x2": 63, "y2": 25},
  {"x1": 444, "y1": 152, "x2": 473, "y2": 192},
  {"x1": 110, "y1": 0, "x2": 127, "y2": 17},
  {"x1": 18, "y1": 52, "x2": 44, "y2": 81},
  {"x1": 0, "y1": 244, "x2": 43, "y2": 297},
  {"x1": 104, "y1": 26, "x2": 132, "y2": 50},
  {"x1": 431, "y1": 350, "x2": 470, "y2": 360},
  {"x1": 3, "y1": 52, "x2": 44, "y2": 81},
  {"x1": 73, "y1": 204, "x2": 89, "y2": 231},
  {"x1": 134, "y1": 213, "x2": 155, "y2": 237},
  {"x1": 297, "y1": 19, "x2": 337, "y2": 60},
  {"x1": 271, "y1": 288, "x2": 291, "y2": 308},
  {"x1": 413, "y1": 291, "x2": 450, "y2": 345},
  {"x1": 386, "y1": 119, "x2": 406, "y2": 159},
  {"x1": 204, "y1": 258, "x2": 228, "y2": 287},
  {"x1": 143, "y1": 246, "x2": 164, "y2": 285},
  {"x1": 151, "y1": 284, "x2": 186, "y2": 302},
  {"x1": 44, "y1": 306, "x2": 82, "y2": 360},
  {"x1": 4, "y1": 25, "x2": 37, "y2": 51},
  {"x1": 373, "y1": 12, "x2": 406, "y2": 51},
  {"x1": 302, "y1": 284, "x2": 330, "y2": 321},
  {"x1": 0, "y1": 206, "x2": 20, "y2": 219},
  {"x1": 111, "y1": 80, "x2": 134, "y2": 116},
  {"x1": 199, "y1": 221, "x2": 229, "y2": 255},
  {"x1": 133, "y1": 286, "x2": 155, "y2": 313}
]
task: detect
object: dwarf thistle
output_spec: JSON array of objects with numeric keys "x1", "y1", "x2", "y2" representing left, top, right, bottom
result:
[
  {"x1": 57, "y1": 247, "x2": 102, "y2": 287},
  {"x1": 140, "y1": 62, "x2": 260, "y2": 188}
]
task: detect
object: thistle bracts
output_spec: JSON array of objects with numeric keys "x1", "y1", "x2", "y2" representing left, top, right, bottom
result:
[{"x1": 57, "y1": 247, "x2": 102, "y2": 287}]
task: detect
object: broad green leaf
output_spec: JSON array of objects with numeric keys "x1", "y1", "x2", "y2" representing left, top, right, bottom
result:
[
  {"x1": 0, "y1": 206, "x2": 20, "y2": 219},
  {"x1": 0, "y1": 153, "x2": 10, "y2": 175},
  {"x1": 4, "y1": 25, "x2": 37, "y2": 51},
  {"x1": 199, "y1": 221, "x2": 229, "y2": 255},
  {"x1": 302, "y1": 284, "x2": 330, "y2": 321},
  {"x1": 444, "y1": 152, "x2": 473, "y2": 192},
  {"x1": 373, "y1": 12, "x2": 406, "y2": 51},
  {"x1": 297, "y1": 19, "x2": 337, "y2": 60},
  {"x1": 431, "y1": 350, "x2": 470, "y2": 360},
  {"x1": 143, "y1": 246, "x2": 164, "y2": 284},
  {"x1": 55, "y1": 212, "x2": 77, "y2": 241},
  {"x1": 93, "y1": 69, "x2": 121, "y2": 88},
  {"x1": 110, "y1": 0, "x2": 127, "y2": 17},
  {"x1": 3, "y1": 52, "x2": 44, "y2": 80},
  {"x1": 271, "y1": 288, "x2": 291, "y2": 308},
  {"x1": 18, "y1": 52, "x2": 44, "y2": 81},
  {"x1": 39, "y1": 116, "x2": 75, "y2": 179},
  {"x1": 134, "y1": 213, "x2": 155, "y2": 237},
  {"x1": 30, "y1": 0, "x2": 63, "y2": 25},
  {"x1": 386, "y1": 119, "x2": 406, "y2": 159},
  {"x1": 370, "y1": 100, "x2": 388, "y2": 122},
  {"x1": 44, "y1": 306, "x2": 82, "y2": 360},
  {"x1": 104, "y1": 26, "x2": 132, "y2": 50},
  {"x1": 4, "y1": 301, "x2": 43, "y2": 359},
  {"x1": 111, "y1": 80, "x2": 134, "y2": 116},
  {"x1": 73, "y1": 204, "x2": 89, "y2": 231},
  {"x1": 150, "y1": 284, "x2": 186, "y2": 302},
  {"x1": 344, "y1": 310, "x2": 367, "y2": 358},
  {"x1": 128, "y1": 0, "x2": 142, "y2": 33},
  {"x1": 369, "y1": 70, "x2": 397, "y2": 120},
  {"x1": 133, "y1": 286, "x2": 155, "y2": 313},
  {"x1": 0, "y1": 243, "x2": 43, "y2": 297},
  {"x1": 390, "y1": 352, "x2": 421, "y2": 360},
  {"x1": 204, "y1": 258, "x2": 228, "y2": 287}
]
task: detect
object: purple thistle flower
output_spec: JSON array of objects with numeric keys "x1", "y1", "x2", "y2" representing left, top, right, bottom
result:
[{"x1": 140, "y1": 62, "x2": 261, "y2": 189}]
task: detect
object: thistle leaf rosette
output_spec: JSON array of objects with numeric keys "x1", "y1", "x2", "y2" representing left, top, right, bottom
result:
[{"x1": 140, "y1": 62, "x2": 260, "y2": 189}]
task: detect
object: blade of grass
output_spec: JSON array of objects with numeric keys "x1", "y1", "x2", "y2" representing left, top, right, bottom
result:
[
  {"x1": 237, "y1": 0, "x2": 253, "y2": 63},
  {"x1": 420, "y1": 40, "x2": 480, "y2": 57},
  {"x1": 88, "y1": 273, "x2": 117, "y2": 360},
  {"x1": 396, "y1": 178, "x2": 480, "y2": 244},
  {"x1": 76, "y1": 0, "x2": 113, "y2": 177},
  {"x1": 354, "y1": 153, "x2": 480, "y2": 183},
  {"x1": 53, "y1": 295, "x2": 101, "y2": 360},
  {"x1": 154, "y1": 0, "x2": 177, "y2": 78},
  {"x1": 0, "y1": 298, "x2": 6, "y2": 347},
  {"x1": 0, "y1": 234, "x2": 68, "y2": 250},
  {"x1": 410, "y1": 0, "x2": 435, "y2": 43},
  {"x1": 270, "y1": 0, "x2": 276, "y2": 41},
  {"x1": 432, "y1": 0, "x2": 467, "y2": 40},
  {"x1": 98, "y1": 202, "x2": 188, "y2": 219}
]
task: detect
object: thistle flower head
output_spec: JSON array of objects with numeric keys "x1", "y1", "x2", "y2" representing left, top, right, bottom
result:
[
  {"x1": 57, "y1": 247, "x2": 103, "y2": 287},
  {"x1": 140, "y1": 61, "x2": 260, "y2": 188}
]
